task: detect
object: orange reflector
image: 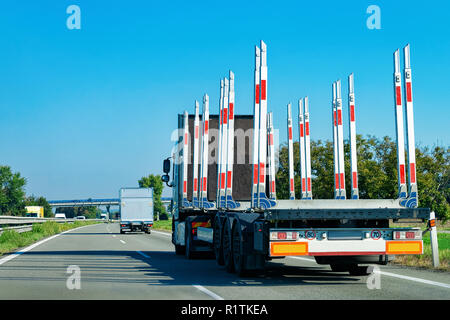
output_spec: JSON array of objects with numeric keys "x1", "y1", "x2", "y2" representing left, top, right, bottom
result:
[
  {"x1": 429, "y1": 219, "x2": 436, "y2": 227},
  {"x1": 192, "y1": 221, "x2": 211, "y2": 228},
  {"x1": 270, "y1": 242, "x2": 308, "y2": 256},
  {"x1": 386, "y1": 241, "x2": 422, "y2": 255}
]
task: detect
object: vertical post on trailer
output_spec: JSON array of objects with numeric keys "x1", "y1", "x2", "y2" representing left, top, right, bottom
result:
[
  {"x1": 403, "y1": 44, "x2": 418, "y2": 208},
  {"x1": 304, "y1": 96, "x2": 313, "y2": 200},
  {"x1": 199, "y1": 100, "x2": 204, "y2": 209},
  {"x1": 182, "y1": 111, "x2": 191, "y2": 207},
  {"x1": 393, "y1": 49, "x2": 408, "y2": 204},
  {"x1": 332, "y1": 82, "x2": 340, "y2": 199},
  {"x1": 219, "y1": 78, "x2": 229, "y2": 208},
  {"x1": 200, "y1": 94, "x2": 214, "y2": 209},
  {"x1": 267, "y1": 112, "x2": 276, "y2": 200},
  {"x1": 287, "y1": 103, "x2": 295, "y2": 200},
  {"x1": 298, "y1": 99, "x2": 307, "y2": 199},
  {"x1": 429, "y1": 211, "x2": 440, "y2": 268},
  {"x1": 348, "y1": 73, "x2": 359, "y2": 199},
  {"x1": 217, "y1": 80, "x2": 224, "y2": 206},
  {"x1": 225, "y1": 71, "x2": 240, "y2": 208},
  {"x1": 336, "y1": 81, "x2": 346, "y2": 200},
  {"x1": 257, "y1": 40, "x2": 276, "y2": 209},
  {"x1": 251, "y1": 46, "x2": 261, "y2": 208},
  {"x1": 192, "y1": 101, "x2": 201, "y2": 207}
]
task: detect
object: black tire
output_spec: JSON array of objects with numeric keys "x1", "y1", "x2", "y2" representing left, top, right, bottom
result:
[
  {"x1": 185, "y1": 221, "x2": 193, "y2": 260},
  {"x1": 222, "y1": 218, "x2": 235, "y2": 273},
  {"x1": 213, "y1": 216, "x2": 225, "y2": 266},
  {"x1": 348, "y1": 265, "x2": 374, "y2": 276},
  {"x1": 175, "y1": 244, "x2": 185, "y2": 255},
  {"x1": 330, "y1": 264, "x2": 349, "y2": 272},
  {"x1": 232, "y1": 220, "x2": 246, "y2": 276}
]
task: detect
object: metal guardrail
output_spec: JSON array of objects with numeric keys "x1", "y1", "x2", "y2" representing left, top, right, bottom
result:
[
  {"x1": 0, "y1": 216, "x2": 110, "y2": 235},
  {"x1": 0, "y1": 216, "x2": 106, "y2": 225},
  {"x1": 0, "y1": 225, "x2": 33, "y2": 235}
]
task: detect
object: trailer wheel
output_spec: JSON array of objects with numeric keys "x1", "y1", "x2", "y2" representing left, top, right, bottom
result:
[
  {"x1": 175, "y1": 244, "x2": 185, "y2": 255},
  {"x1": 185, "y1": 222, "x2": 194, "y2": 260},
  {"x1": 213, "y1": 216, "x2": 224, "y2": 266},
  {"x1": 330, "y1": 264, "x2": 349, "y2": 272},
  {"x1": 222, "y1": 218, "x2": 235, "y2": 273},
  {"x1": 232, "y1": 220, "x2": 246, "y2": 276},
  {"x1": 348, "y1": 265, "x2": 374, "y2": 276}
]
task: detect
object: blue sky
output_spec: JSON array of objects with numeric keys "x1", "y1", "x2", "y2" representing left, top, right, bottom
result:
[{"x1": 0, "y1": 0, "x2": 448, "y2": 199}]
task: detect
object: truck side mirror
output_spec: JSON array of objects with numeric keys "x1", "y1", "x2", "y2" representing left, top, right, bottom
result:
[{"x1": 163, "y1": 158, "x2": 171, "y2": 174}]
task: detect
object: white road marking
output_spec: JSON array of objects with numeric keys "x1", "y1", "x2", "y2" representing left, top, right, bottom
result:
[
  {"x1": 112, "y1": 235, "x2": 116, "y2": 238},
  {"x1": 119, "y1": 240, "x2": 126, "y2": 244},
  {"x1": 287, "y1": 256, "x2": 450, "y2": 289},
  {"x1": 136, "y1": 251, "x2": 150, "y2": 259},
  {"x1": 0, "y1": 225, "x2": 91, "y2": 266},
  {"x1": 379, "y1": 271, "x2": 450, "y2": 289},
  {"x1": 151, "y1": 230, "x2": 172, "y2": 237},
  {"x1": 192, "y1": 285, "x2": 224, "y2": 300}
]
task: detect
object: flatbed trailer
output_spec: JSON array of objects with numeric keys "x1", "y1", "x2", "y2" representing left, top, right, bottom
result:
[{"x1": 161, "y1": 41, "x2": 431, "y2": 276}]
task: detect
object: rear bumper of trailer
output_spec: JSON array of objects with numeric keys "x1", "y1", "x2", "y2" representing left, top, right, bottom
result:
[{"x1": 269, "y1": 228, "x2": 423, "y2": 257}]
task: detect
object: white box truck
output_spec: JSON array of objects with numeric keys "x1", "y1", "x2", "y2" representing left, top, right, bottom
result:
[{"x1": 119, "y1": 188, "x2": 153, "y2": 234}]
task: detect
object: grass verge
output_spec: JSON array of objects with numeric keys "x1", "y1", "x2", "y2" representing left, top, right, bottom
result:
[
  {"x1": 153, "y1": 219, "x2": 172, "y2": 232},
  {"x1": 392, "y1": 233, "x2": 450, "y2": 272},
  {"x1": 0, "y1": 220, "x2": 99, "y2": 256}
]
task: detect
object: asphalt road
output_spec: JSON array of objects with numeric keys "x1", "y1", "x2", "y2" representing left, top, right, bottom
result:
[{"x1": 0, "y1": 223, "x2": 449, "y2": 300}]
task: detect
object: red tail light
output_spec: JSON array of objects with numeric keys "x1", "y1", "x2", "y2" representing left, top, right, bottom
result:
[{"x1": 406, "y1": 232, "x2": 415, "y2": 239}]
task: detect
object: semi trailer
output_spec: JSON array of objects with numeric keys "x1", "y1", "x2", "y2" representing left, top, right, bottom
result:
[{"x1": 161, "y1": 41, "x2": 431, "y2": 276}]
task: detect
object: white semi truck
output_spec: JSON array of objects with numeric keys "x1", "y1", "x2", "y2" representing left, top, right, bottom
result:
[
  {"x1": 161, "y1": 41, "x2": 431, "y2": 276},
  {"x1": 119, "y1": 188, "x2": 154, "y2": 234}
]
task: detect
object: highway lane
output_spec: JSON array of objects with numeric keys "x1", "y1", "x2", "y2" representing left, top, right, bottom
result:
[{"x1": 0, "y1": 222, "x2": 449, "y2": 300}]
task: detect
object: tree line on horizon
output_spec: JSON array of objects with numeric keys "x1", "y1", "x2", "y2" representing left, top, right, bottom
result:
[{"x1": 276, "y1": 135, "x2": 449, "y2": 221}]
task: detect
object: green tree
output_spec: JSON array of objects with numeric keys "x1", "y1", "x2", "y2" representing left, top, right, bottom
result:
[
  {"x1": 138, "y1": 174, "x2": 166, "y2": 220},
  {"x1": 275, "y1": 136, "x2": 449, "y2": 221},
  {"x1": 0, "y1": 166, "x2": 26, "y2": 216}
]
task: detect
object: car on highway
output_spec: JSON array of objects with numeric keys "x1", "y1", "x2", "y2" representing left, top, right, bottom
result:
[
  {"x1": 54, "y1": 213, "x2": 66, "y2": 219},
  {"x1": 75, "y1": 216, "x2": 86, "y2": 220}
]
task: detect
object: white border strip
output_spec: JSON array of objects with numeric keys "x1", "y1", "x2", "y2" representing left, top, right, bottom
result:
[
  {"x1": 192, "y1": 285, "x2": 224, "y2": 300},
  {"x1": 136, "y1": 251, "x2": 150, "y2": 259},
  {"x1": 287, "y1": 256, "x2": 450, "y2": 289},
  {"x1": 151, "y1": 230, "x2": 172, "y2": 237},
  {"x1": 379, "y1": 271, "x2": 450, "y2": 289}
]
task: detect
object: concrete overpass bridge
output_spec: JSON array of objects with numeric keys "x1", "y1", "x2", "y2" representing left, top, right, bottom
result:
[{"x1": 48, "y1": 197, "x2": 172, "y2": 210}]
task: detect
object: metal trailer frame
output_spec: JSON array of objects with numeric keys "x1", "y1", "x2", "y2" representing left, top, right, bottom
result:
[{"x1": 165, "y1": 41, "x2": 432, "y2": 276}]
